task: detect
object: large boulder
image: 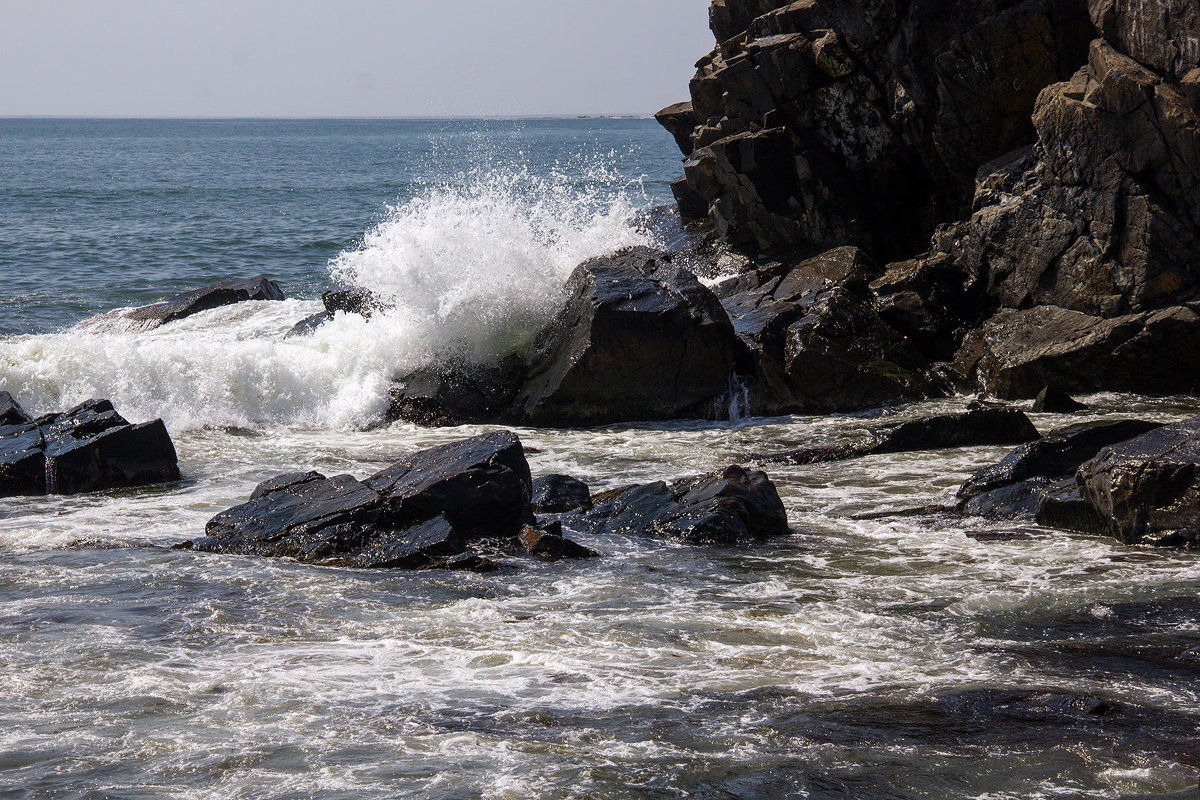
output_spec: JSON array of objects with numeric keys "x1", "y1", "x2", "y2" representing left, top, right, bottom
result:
[
  {"x1": 192, "y1": 431, "x2": 533, "y2": 566},
  {"x1": 661, "y1": 0, "x2": 1093, "y2": 257},
  {"x1": 80, "y1": 276, "x2": 285, "y2": 331},
  {"x1": 715, "y1": 246, "x2": 933, "y2": 413},
  {"x1": 0, "y1": 396, "x2": 180, "y2": 497},
  {"x1": 386, "y1": 357, "x2": 526, "y2": 427},
  {"x1": 950, "y1": 304, "x2": 1200, "y2": 398},
  {"x1": 563, "y1": 465, "x2": 789, "y2": 545},
  {"x1": 1077, "y1": 416, "x2": 1200, "y2": 546},
  {"x1": 765, "y1": 407, "x2": 1040, "y2": 464},
  {"x1": 514, "y1": 248, "x2": 746, "y2": 426}
]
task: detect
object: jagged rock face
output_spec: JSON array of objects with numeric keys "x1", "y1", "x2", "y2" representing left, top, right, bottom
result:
[
  {"x1": 715, "y1": 246, "x2": 933, "y2": 413},
  {"x1": 515, "y1": 248, "x2": 745, "y2": 426},
  {"x1": 1089, "y1": 0, "x2": 1200, "y2": 79},
  {"x1": 951, "y1": 304, "x2": 1200, "y2": 398},
  {"x1": 950, "y1": 40, "x2": 1200, "y2": 317},
  {"x1": 661, "y1": 0, "x2": 1093, "y2": 257}
]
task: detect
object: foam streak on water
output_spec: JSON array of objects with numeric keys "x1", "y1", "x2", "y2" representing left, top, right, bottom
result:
[{"x1": 0, "y1": 164, "x2": 651, "y2": 430}]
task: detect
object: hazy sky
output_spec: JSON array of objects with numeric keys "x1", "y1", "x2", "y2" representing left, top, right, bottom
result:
[{"x1": 0, "y1": 1, "x2": 713, "y2": 117}]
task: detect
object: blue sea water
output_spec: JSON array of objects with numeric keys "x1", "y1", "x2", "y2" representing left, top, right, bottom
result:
[{"x1": 0, "y1": 117, "x2": 681, "y2": 334}]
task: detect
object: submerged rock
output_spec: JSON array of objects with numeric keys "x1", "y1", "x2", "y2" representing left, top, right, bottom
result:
[
  {"x1": 1077, "y1": 416, "x2": 1200, "y2": 547},
  {"x1": 0, "y1": 395, "x2": 180, "y2": 497},
  {"x1": 564, "y1": 464, "x2": 788, "y2": 545},
  {"x1": 765, "y1": 407, "x2": 1039, "y2": 465},
  {"x1": 80, "y1": 275, "x2": 285, "y2": 331},
  {"x1": 515, "y1": 247, "x2": 745, "y2": 426},
  {"x1": 193, "y1": 430, "x2": 533, "y2": 567}
]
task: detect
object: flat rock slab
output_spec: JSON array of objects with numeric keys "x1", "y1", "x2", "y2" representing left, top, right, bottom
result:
[{"x1": 0, "y1": 395, "x2": 180, "y2": 497}]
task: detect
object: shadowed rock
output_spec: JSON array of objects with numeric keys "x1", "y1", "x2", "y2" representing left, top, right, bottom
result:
[
  {"x1": 564, "y1": 464, "x2": 788, "y2": 545},
  {"x1": 763, "y1": 407, "x2": 1039, "y2": 465},
  {"x1": 531, "y1": 474, "x2": 593, "y2": 514},
  {"x1": 0, "y1": 396, "x2": 180, "y2": 497},
  {"x1": 1077, "y1": 416, "x2": 1200, "y2": 546},
  {"x1": 519, "y1": 522, "x2": 601, "y2": 561},
  {"x1": 515, "y1": 247, "x2": 746, "y2": 426},
  {"x1": 1033, "y1": 387, "x2": 1089, "y2": 413}
]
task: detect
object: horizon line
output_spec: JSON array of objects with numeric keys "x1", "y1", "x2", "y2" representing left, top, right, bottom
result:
[{"x1": 0, "y1": 113, "x2": 658, "y2": 122}]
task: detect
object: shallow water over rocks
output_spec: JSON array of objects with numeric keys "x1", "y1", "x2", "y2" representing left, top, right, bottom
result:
[{"x1": 2, "y1": 395, "x2": 1199, "y2": 799}]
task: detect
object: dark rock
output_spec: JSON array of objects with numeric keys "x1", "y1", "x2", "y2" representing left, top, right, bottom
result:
[
  {"x1": 0, "y1": 397, "x2": 180, "y2": 498},
  {"x1": 519, "y1": 522, "x2": 600, "y2": 561},
  {"x1": 1077, "y1": 416, "x2": 1200, "y2": 546},
  {"x1": 961, "y1": 477, "x2": 1051, "y2": 520},
  {"x1": 284, "y1": 311, "x2": 332, "y2": 338},
  {"x1": 959, "y1": 419, "x2": 1163, "y2": 502},
  {"x1": 716, "y1": 246, "x2": 933, "y2": 414},
  {"x1": 766, "y1": 407, "x2": 1040, "y2": 465},
  {"x1": 194, "y1": 431, "x2": 534, "y2": 565},
  {"x1": 322, "y1": 282, "x2": 383, "y2": 318},
  {"x1": 1033, "y1": 386, "x2": 1089, "y2": 413},
  {"x1": 386, "y1": 357, "x2": 525, "y2": 427},
  {"x1": 655, "y1": 101, "x2": 698, "y2": 156},
  {"x1": 564, "y1": 465, "x2": 788, "y2": 545},
  {"x1": 0, "y1": 392, "x2": 31, "y2": 426},
  {"x1": 531, "y1": 474, "x2": 592, "y2": 513},
  {"x1": 435, "y1": 553, "x2": 499, "y2": 572},
  {"x1": 365, "y1": 430, "x2": 533, "y2": 539},
  {"x1": 671, "y1": 175, "x2": 710, "y2": 221},
  {"x1": 669, "y1": 0, "x2": 1093, "y2": 257},
  {"x1": 514, "y1": 247, "x2": 745, "y2": 426},
  {"x1": 84, "y1": 276, "x2": 286, "y2": 331},
  {"x1": 951, "y1": 305, "x2": 1200, "y2": 398},
  {"x1": 1035, "y1": 476, "x2": 1108, "y2": 534},
  {"x1": 1089, "y1": 0, "x2": 1200, "y2": 79}
]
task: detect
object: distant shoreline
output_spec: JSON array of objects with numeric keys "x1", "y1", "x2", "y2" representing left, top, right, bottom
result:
[{"x1": 0, "y1": 114, "x2": 657, "y2": 122}]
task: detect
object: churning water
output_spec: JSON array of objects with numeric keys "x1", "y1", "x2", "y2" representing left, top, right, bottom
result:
[{"x1": 1, "y1": 119, "x2": 1198, "y2": 799}]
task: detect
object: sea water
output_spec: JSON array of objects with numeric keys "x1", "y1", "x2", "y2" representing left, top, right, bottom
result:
[{"x1": 1, "y1": 119, "x2": 1199, "y2": 799}]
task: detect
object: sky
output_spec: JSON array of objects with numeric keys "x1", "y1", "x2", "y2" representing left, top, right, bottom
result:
[{"x1": 0, "y1": 1, "x2": 714, "y2": 118}]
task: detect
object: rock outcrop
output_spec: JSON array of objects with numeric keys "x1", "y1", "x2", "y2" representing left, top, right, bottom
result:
[
  {"x1": 514, "y1": 247, "x2": 746, "y2": 425},
  {"x1": 80, "y1": 275, "x2": 285, "y2": 331},
  {"x1": 0, "y1": 393, "x2": 180, "y2": 497}
]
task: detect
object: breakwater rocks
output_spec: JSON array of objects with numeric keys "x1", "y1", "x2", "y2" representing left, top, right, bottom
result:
[
  {"x1": 185, "y1": 431, "x2": 791, "y2": 570},
  {"x1": 655, "y1": 0, "x2": 1200, "y2": 409},
  {"x1": 0, "y1": 392, "x2": 180, "y2": 497}
]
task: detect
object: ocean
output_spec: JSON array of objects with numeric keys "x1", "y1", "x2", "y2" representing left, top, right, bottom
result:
[{"x1": 1, "y1": 118, "x2": 1198, "y2": 799}]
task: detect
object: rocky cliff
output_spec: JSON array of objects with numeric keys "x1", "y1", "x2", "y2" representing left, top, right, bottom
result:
[{"x1": 660, "y1": 0, "x2": 1200, "y2": 402}]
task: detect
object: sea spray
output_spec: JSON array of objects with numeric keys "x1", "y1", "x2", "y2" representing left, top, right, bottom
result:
[{"x1": 0, "y1": 162, "x2": 654, "y2": 431}]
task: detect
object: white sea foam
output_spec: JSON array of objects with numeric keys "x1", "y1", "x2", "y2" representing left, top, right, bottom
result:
[{"x1": 0, "y1": 163, "x2": 653, "y2": 430}]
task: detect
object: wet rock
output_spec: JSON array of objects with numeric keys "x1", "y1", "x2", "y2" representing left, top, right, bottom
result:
[
  {"x1": 564, "y1": 464, "x2": 788, "y2": 545},
  {"x1": 531, "y1": 474, "x2": 592, "y2": 514},
  {"x1": 1035, "y1": 477, "x2": 1108, "y2": 535},
  {"x1": 0, "y1": 397, "x2": 180, "y2": 498},
  {"x1": 386, "y1": 357, "x2": 525, "y2": 427},
  {"x1": 515, "y1": 247, "x2": 745, "y2": 426},
  {"x1": 0, "y1": 392, "x2": 31, "y2": 426},
  {"x1": 716, "y1": 246, "x2": 932, "y2": 414},
  {"x1": 1077, "y1": 416, "x2": 1200, "y2": 546},
  {"x1": 1032, "y1": 386, "x2": 1088, "y2": 413},
  {"x1": 959, "y1": 419, "x2": 1162, "y2": 502},
  {"x1": 951, "y1": 305, "x2": 1200, "y2": 398},
  {"x1": 961, "y1": 477, "x2": 1052, "y2": 520},
  {"x1": 322, "y1": 282, "x2": 383, "y2": 318},
  {"x1": 195, "y1": 431, "x2": 533, "y2": 565},
  {"x1": 764, "y1": 407, "x2": 1040, "y2": 465},
  {"x1": 284, "y1": 311, "x2": 332, "y2": 339},
  {"x1": 82, "y1": 275, "x2": 286, "y2": 331},
  {"x1": 519, "y1": 522, "x2": 600, "y2": 561},
  {"x1": 365, "y1": 430, "x2": 533, "y2": 539}
]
